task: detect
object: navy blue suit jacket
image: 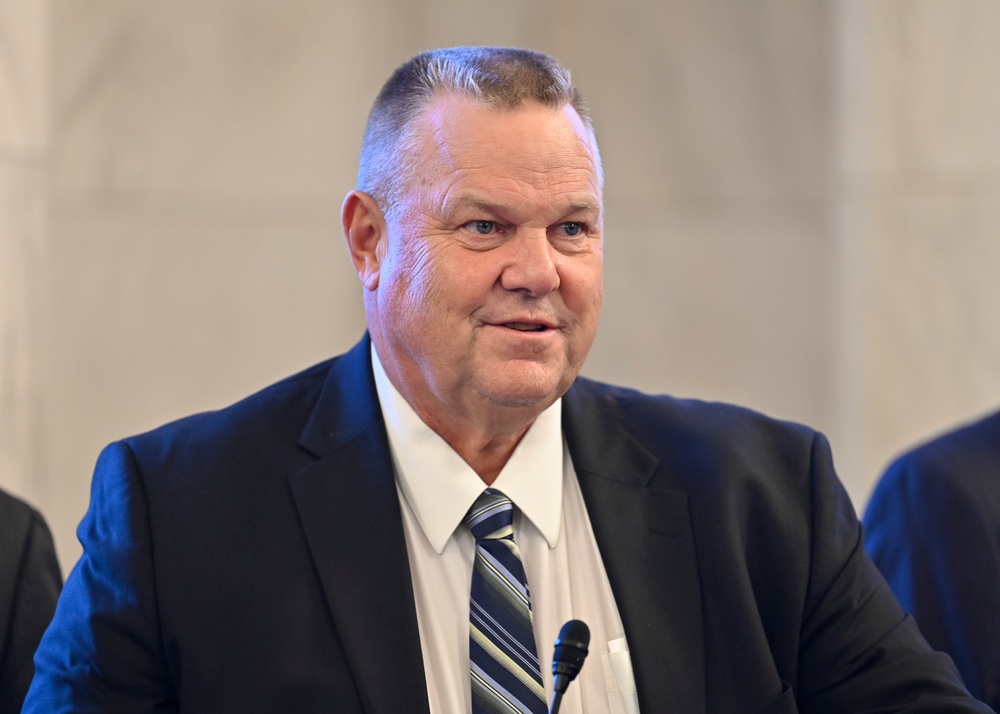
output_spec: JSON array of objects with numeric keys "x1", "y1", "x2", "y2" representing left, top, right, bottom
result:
[
  {"x1": 25, "y1": 337, "x2": 989, "y2": 712},
  {"x1": 0, "y1": 488, "x2": 62, "y2": 713},
  {"x1": 865, "y1": 410, "x2": 1000, "y2": 711}
]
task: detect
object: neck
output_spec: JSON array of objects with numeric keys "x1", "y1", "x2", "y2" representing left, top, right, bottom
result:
[
  {"x1": 370, "y1": 336, "x2": 552, "y2": 484},
  {"x1": 418, "y1": 406, "x2": 538, "y2": 486}
]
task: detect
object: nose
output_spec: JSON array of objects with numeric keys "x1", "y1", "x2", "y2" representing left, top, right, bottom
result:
[{"x1": 498, "y1": 230, "x2": 560, "y2": 297}]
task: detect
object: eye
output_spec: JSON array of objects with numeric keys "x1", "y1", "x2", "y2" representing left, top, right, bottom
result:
[
  {"x1": 464, "y1": 220, "x2": 497, "y2": 235},
  {"x1": 559, "y1": 222, "x2": 584, "y2": 237}
]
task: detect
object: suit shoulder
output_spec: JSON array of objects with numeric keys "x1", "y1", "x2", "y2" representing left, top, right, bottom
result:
[
  {"x1": 0, "y1": 488, "x2": 41, "y2": 544},
  {"x1": 875, "y1": 408, "x2": 1000, "y2": 506},
  {"x1": 894, "y1": 409, "x2": 1000, "y2": 466},
  {"x1": 570, "y1": 376, "x2": 817, "y2": 450},
  {"x1": 119, "y1": 357, "x2": 337, "y2": 463},
  {"x1": 566, "y1": 376, "x2": 827, "y2": 503},
  {"x1": 0, "y1": 489, "x2": 58, "y2": 594}
]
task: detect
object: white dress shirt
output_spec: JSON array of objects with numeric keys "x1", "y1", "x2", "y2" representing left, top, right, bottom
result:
[{"x1": 372, "y1": 346, "x2": 637, "y2": 714}]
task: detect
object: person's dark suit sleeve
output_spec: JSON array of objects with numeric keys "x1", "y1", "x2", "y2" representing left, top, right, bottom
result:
[
  {"x1": 794, "y1": 434, "x2": 991, "y2": 713},
  {"x1": 0, "y1": 497, "x2": 63, "y2": 713},
  {"x1": 23, "y1": 442, "x2": 177, "y2": 713},
  {"x1": 865, "y1": 457, "x2": 1000, "y2": 711}
]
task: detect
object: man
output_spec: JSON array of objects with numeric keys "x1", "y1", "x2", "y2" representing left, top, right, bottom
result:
[
  {"x1": 25, "y1": 47, "x2": 990, "y2": 713},
  {"x1": 865, "y1": 409, "x2": 1000, "y2": 711},
  {"x1": 0, "y1": 487, "x2": 62, "y2": 712}
]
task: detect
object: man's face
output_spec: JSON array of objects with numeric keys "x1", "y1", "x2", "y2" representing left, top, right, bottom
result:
[{"x1": 366, "y1": 94, "x2": 604, "y2": 425}]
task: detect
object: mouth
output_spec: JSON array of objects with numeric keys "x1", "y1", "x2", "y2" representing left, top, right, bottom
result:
[{"x1": 503, "y1": 322, "x2": 549, "y2": 332}]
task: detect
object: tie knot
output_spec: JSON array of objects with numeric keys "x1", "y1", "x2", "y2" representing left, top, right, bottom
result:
[{"x1": 465, "y1": 489, "x2": 514, "y2": 541}]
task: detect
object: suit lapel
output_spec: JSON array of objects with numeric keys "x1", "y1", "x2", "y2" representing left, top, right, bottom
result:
[
  {"x1": 564, "y1": 381, "x2": 706, "y2": 714},
  {"x1": 285, "y1": 342, "x2": 706, "y2": 712},
  {"x1": 288, "y1": 337, "x2": 430, "y2": 714}
]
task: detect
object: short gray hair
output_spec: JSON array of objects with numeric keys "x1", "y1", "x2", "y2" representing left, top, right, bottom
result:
[{"x1": 357, "y1": 46, "x2": 598, "y2": 217}]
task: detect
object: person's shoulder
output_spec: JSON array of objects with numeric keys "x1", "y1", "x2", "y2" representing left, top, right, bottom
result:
[
  {"x1": 117, "y1": 355, "x2": 341, "y2": 464},
  {"x1": 0, "y1": 486, "x2": 33, "y2": 514},
  {"x1": 569, "y1": 375, "x2": 816, "y2": 446},
  {"x1": 0, "y1": 488, "x2": 42, "y2": 534},
  {"x1": 567, "y1": 376, "x2": 821, "y2": 489},
  {"x1": 878, "y1": 407, "x2": 1000, "y2": 498},
  {"x1": 567, "y1": 377, "x2": 834, "y2": 521},
  {"x1": 0, "y1": 489, "x2": 56, "y2": 574},
  {"x1": 922, "y1": 408, "x2": 1000, "y2": 457}
]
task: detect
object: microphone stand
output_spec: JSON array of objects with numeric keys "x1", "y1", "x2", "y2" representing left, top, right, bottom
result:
[{"x1": 550, "y1": 680, "x2": 570, "y2": 714}]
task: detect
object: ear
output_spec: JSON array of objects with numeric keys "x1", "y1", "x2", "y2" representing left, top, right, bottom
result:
[{"x1": 342, "y1": 190, "x2": 386, "y2": 291}]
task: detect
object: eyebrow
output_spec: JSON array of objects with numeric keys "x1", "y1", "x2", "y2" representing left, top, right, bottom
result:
[{"x1": 442, "y1": 194, "x2": 602, "y2": 219}]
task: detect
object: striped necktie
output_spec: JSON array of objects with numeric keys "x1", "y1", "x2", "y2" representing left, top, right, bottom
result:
[{"x1": 466, "y1": 489, "x2": 547, "y2": 714}]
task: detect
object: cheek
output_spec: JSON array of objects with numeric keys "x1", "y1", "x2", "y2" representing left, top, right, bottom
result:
[
  {"x1": 417, "y1": 250, "x2": 498, "y2": 311},
  {"x1": 381, "y1": 243, "x2": 474, "y2": 333},
  {"x1": 381, "y1": 234, "x2": 435, "y2": 295},
  {"x1": 563, "y1": 260, "x2": 604, "y2": 318}
]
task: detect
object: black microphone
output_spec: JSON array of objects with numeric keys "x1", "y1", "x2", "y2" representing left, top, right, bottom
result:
[{"x1": 549, "y1": 619, "x2": 590, "y2": 714}]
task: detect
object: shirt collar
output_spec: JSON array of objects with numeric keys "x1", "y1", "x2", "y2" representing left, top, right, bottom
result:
[{"x1": 371, "y1": 344, "x2": 564, "y2": 553}]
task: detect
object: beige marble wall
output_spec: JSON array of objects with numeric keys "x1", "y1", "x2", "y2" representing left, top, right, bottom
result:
[
  {"x1": 3, "y1": 0, "x2": 998, "y2": 571},
  {"x1": 0, "y1": 0, "x2": 49, "y2": 508},
  {"x1": 835, "y1": 0, "x2": 1000, "y2": 504},
  {"x1": 567, "y1": 1, "x2": 837, "y2": 429}
]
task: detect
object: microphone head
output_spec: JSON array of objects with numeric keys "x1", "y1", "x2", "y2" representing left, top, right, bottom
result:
[{"x1": 552, "y1": 619, "x2": 590, "y2": 683}]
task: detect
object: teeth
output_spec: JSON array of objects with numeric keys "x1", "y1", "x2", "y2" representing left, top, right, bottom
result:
[{"x1": 506, "y1": 322, "x2": 545, "y2": 332}]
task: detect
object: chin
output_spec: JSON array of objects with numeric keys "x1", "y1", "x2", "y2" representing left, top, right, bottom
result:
[
  {"x1": 480, "y1": 392, "x2": 554, "y2": 411},
  {"x1": 470, "y1": 359, "x2": 578, "y2": 408},
  {"x1": 474, "y1": 378, "x2": 570, "y2": 412}
]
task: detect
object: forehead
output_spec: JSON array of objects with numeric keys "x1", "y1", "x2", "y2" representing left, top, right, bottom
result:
[{"x1": 403, "y1": 94, "x2": 603, "y2": 205}]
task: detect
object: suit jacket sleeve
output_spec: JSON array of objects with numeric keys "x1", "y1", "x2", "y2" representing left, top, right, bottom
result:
[
  {"x1": 23, "y1": 442, "x2": 177, "y2": 713},
  {"x1": 865, "y1": 455, "x2": 1000, "y2": 712},
  {"x1": 0, "y1": 493, "x2": 63, "y2": 714},
  {"x1": 565, "y1": 382, "x2": 992, "y2": 712},
  {"x1": 792, "y1": 433, "x2": 990, "y2": 712}
]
